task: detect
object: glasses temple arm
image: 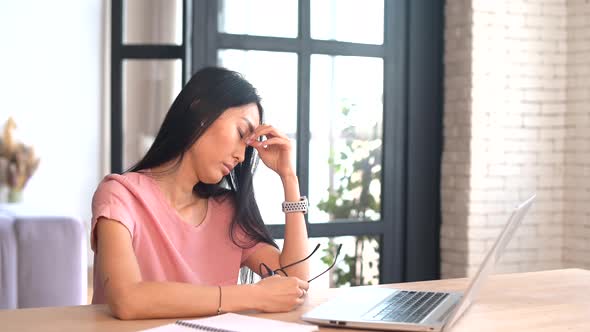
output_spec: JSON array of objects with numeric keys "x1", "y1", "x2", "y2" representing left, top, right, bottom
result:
[
  {"x1": 278, "y1": 243, "x2": 321, "y2": 271},
  {"x1": 308, "y1": 244, "x2": 343, "y2": 283}
]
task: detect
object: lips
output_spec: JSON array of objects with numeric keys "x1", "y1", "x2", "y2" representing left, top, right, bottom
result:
[{"x1": 222, "y1": 163, "x2": 233, "y2": 175}]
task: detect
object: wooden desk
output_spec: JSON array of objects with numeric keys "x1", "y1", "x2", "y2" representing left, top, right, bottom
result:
[{"x1": 1, "y1": 269, "x2": 588, "y2": 332}]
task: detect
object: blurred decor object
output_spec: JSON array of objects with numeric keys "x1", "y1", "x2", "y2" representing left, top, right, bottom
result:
[{"x1": 0, "y1": 117, "x2": 40, "y2": 203}]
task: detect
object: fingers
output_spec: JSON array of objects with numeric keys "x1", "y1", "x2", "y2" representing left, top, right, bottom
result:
[
  {"x1": 255, "y1": 124, "x2": 287, "y2": 138},
  {"x1": 299, "y1": 288, "x2": 308, "y2": 298},
  {"x1": 258, "y1": 276, "x2": 307, "y2": 311},
  {"x1": 285, "y1": 277, "x2": 309, "y2": 297},
  {"x1": 294, "y1": 278, "x2": 309, "y2": 302},
  {"x1": 297, "y1": 278, "x2": 310, "y2": 291},
  {"x1": 248, "y1": 137, "x2": 289, "y2": 149},
  {"x1": 246, "y1": 124, "x2": 289, "y2": 143}
]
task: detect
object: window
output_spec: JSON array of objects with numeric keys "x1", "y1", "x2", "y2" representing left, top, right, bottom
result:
[
  {"x1": 193, "y1": 0, "x2": 400, "y2": 287},
  {"x1": 112, "y1": 0, "x2": 444, "y2": 285},
  {"x1": 111, "y1": 0, "x2": 190, "y2": 171}
]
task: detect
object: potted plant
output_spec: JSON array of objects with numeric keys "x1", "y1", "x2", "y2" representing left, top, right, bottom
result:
[{"x1": 0, "y1": 117, "x2": 40, "y2": 203}]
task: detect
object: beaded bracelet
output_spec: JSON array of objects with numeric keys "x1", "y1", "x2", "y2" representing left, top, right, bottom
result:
[{"x1": 217, "y1": 286, "x2": 223, "y2": 315}]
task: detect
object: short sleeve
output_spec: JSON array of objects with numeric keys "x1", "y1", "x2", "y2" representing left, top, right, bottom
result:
[{"x1": 90, "y1": 176, "x2": 136, "y2": 252}]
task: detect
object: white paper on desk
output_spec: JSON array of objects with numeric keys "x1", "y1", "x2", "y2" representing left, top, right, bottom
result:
[{"x1": 140, "y1": 313, "x2": 319, "y2": 332}]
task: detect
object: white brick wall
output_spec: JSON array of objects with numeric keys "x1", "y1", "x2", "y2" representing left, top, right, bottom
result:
[
  {"x1": 442, "y1": 0, "x2": 574, "y2": 278},
  {"x1": 564, "y1": 0, "x2": 590, "y2": 269}
]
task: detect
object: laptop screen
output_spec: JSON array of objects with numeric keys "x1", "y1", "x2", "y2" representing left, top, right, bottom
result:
[{"x1": 443, "y1": 194, "x2": 536, "y2": 331}]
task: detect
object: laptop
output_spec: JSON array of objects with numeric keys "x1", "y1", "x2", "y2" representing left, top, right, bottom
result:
[{"x1": 302, "y1": 194, "x2": 536, "y2": 332}]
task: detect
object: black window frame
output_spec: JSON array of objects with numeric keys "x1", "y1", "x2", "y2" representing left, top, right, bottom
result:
[{"x1": 110, "y1": 0, "x2": 192, "y2": 172}]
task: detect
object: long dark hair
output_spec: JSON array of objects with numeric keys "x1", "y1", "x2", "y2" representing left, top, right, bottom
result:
[{"x1": 128, "y1": 67, "x2": 277, "y2": 271}]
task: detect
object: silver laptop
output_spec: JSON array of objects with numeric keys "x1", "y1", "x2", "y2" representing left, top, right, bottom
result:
[{"x1": 302, "y1": 194, "x2": 536, "y2": 332}]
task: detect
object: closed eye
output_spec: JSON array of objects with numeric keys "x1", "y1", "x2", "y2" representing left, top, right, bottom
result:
[{"x1": 237, "y1": 128, "x2": 245, "y2": 139}]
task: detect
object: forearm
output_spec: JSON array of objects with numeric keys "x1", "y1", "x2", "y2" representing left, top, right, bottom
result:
[
  {"x1": 279, "y1": 174, "x2": 310, "y2": 280},
  {"x1": 107, "y1": 281, "x2": 258, "y2": 320}
]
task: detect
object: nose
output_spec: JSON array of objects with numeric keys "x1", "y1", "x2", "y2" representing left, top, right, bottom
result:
[{"x1": 233, "y1": 144, "x2": 246, "y2": 165}]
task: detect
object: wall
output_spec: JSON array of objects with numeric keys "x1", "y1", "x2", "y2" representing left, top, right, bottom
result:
[
  {"x1": 442, "y1": 0, "x2": 570, "y2": 277},
  {"x1": 0, "y1": 1, "x2": 103, "y2": 227},
  {"x1": 441, "y1": 0, "x2": 473, "y2": 278},
  {"x1": 564, "y1": 0, "x2": 590, "y2": 268}
]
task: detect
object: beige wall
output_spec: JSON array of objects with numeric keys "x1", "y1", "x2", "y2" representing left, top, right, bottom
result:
[
  {"x1": 564, "y1": 0, "x2": 590, "y2": 268},
  {"x1": 0, "y1": 1, "x2": 103, "y2": 225},
  {"x1": 441, "y1": 0, "x2": 473, "y2": 278},
  {"x1": 442, "y1": 0, "x2": 589, "y2": 278}
]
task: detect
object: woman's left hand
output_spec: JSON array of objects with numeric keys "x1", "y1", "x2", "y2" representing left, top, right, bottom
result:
[{"x1": 246, "y1": 124, "x2": 295, "y2": 178}]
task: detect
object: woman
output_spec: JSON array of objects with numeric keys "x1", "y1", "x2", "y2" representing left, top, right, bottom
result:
[{"x1": 91, "y1": 67, "x2": 310, "y2": 320}]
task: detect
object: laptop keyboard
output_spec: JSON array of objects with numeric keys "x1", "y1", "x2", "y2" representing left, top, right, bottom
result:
[{"x1": 371, "y1": 291, "x2": 449, "y2": 323}]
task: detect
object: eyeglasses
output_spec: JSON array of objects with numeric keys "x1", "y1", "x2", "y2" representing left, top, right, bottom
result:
[{"x1": 259, "y1": 243, "x2": 343, "y2": 283}]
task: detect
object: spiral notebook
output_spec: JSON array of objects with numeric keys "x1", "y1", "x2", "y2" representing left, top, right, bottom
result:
[{"x1": 141, "y1": 313, "x2": 319, "y2": 332}]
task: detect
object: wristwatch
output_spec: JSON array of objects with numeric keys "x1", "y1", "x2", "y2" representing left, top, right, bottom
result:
[{"x1": 282, "y1": 196, "x2": 309, "y2": 214}]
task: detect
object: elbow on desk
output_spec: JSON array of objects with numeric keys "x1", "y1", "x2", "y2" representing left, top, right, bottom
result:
[
  {"x1": 107, "y1": 289, "x2": 142, "y2": 320},
  {"x1": 109, "y1": 299, "x2": 138, "y2": 320}
]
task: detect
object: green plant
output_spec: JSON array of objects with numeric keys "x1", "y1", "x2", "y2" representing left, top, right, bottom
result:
[{"x1": 316, "y1": 102, "x2": 381, "y2": 287}]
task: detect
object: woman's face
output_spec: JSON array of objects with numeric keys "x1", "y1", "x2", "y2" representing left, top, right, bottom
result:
[{"x1": 189, "y1": 103, "x2": 260, "y2": 184}]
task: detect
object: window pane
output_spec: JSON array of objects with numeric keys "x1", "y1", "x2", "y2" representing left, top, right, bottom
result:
[
  {"x1": 266, "y1": 236, "x2": 380, "y2": 288},
  {"x1": 218, "y1": 50, "x2": 298, "y2": 225},
  {"x1": 311, "y1": 0, "x2": 384, "y2": 45},
  {"x1": 122, "y1": 60, "x2": 182, "y2": 169},
  {"x1": 218, "y1": 0, "x2": 298, "y2": 38},
  {"x1": 123, "y1": 0, "x2": 183, "y2": 45},
  {"x1": 309, "y1": 55, "x2": 383, "y2": 223}
]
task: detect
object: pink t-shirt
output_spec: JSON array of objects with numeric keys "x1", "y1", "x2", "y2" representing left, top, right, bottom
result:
[{"x1": 90, "y1": 172, "x2": 266, "y2": 304}]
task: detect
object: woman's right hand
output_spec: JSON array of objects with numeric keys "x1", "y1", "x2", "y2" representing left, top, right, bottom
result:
[{"x1": 253, "y1": 275, "x2": 309, "y2": 312}]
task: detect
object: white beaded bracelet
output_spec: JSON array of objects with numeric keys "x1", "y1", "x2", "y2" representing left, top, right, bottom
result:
[{"x1": 282, "y1": 196, "x2": 308, "y2": 214}]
